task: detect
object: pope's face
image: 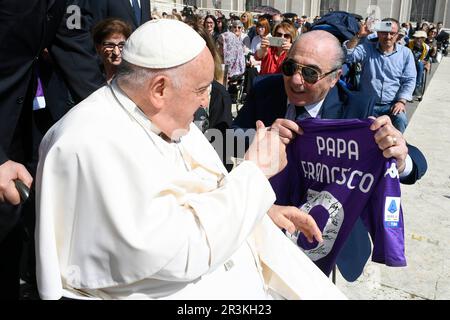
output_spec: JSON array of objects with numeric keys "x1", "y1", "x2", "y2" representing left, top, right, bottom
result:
[{"x1": 166, "y1": 47, "x2": 214, "y2": 140}]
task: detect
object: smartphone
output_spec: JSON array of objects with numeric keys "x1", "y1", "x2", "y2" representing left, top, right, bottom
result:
[
  {"x1": 268, "y1": 37, "x2": 284, "y2": 47},
  {"x1": 374, "y1": 21, "x2": 393, "y2": 32}
]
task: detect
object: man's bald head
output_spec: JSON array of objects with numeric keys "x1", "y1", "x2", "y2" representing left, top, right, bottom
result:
[{"x1": 290, "y1": 30, "x2": 345, "y2": 71}]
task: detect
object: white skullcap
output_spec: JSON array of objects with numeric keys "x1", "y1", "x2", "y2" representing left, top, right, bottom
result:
[
  {"x1": 122, "y1": 19, "x2": 206, "y2": 69},
  {"x1": 412, "y1": 30, "x2": 427, "y2": 38}
]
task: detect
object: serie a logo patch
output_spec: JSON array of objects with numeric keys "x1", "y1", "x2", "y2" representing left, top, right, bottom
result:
[{"x1": 384, "y1": 197, "x2": 401, "y2": 228}]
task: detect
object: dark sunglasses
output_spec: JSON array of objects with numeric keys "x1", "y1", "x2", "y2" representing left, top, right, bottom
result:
[
  {"x1": 282, "y1": 59, "x2": 341, "y2": 84},
  {"x1": 275, "y1": 32, "x2": 291, "y2": 39}
]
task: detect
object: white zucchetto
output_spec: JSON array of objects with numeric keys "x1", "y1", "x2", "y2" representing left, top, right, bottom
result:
[{"x1": 122, "y1": 19, "x2": 206, "y2": 69}]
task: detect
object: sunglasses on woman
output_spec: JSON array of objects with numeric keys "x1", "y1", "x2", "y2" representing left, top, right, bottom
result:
[
  {"x1": 281, "y1": 59, "x2": 341, "y2": 84},
  {"x1": 275, "y1": 32, "x2": 291, "y2": 39}
]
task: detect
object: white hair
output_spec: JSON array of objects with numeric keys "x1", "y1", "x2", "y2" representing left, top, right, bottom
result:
[{"x1": 116, "y1": 60, "x2": 186, "y2": 90}]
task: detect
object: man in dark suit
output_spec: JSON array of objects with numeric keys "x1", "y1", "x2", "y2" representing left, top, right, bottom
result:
[
  {"x1": 41, "y1": 0, "x2": 152, "y2": 120},
  {"x1": 233, "y1": 30, "x2": 427, "y2": 282},
  {"x1": 77, "y1": 0, "x2": 151, "y2": 31},
  {"x1": 41, "y1": 0, "x2": 152, "y2": 116},
  {"x1": 0, "y1": 0, "x2": 105, "y2": 299}
]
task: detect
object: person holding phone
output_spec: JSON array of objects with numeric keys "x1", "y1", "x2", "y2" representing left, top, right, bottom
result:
[
  {"x1": 255, "y1": 22, "x2": 297, "y2": 75},
  {"x1": 345, "y1": 18, "x2": 416, "y2": 133}
]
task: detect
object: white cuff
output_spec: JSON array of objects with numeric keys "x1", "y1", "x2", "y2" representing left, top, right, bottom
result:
[{"x1": 399, "y1": 155, "x2": 413, "y2": 178}]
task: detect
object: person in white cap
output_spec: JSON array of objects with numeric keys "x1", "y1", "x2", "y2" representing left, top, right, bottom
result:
[
  {"x1": 34, "y1": 19, "x2": 346, "y2": 300},
  {"x1": 396, "y1": 28, "x2": 407, "y2": 45},
  {"x1": 407, "y1": 30, "x2": 431, "y2": 99}
]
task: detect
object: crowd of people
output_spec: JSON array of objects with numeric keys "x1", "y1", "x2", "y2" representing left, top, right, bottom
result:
[
  {"x1": 0, "y1": 0, "x2": 437, "y2": 300},
  {"x1": 149, "y1": 7, "x2": 448, "y2": 133}
]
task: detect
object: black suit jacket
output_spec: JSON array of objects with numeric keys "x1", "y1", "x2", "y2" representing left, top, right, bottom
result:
[
  {"x1": 37, "y1": 0, "x2": 152, "y2": 128},
  {"x1": 209, "y1": 80, "x2": 233, "y2": 133},
  {"x1": 0, "y1": 0, "x2": 106, "y2": 241},
  {"x1": 0, "y1": 0, "x2": 105, "y2": 165},
  {"x1": 77, "y1": 0, "x2": 151, "y2": 31}
]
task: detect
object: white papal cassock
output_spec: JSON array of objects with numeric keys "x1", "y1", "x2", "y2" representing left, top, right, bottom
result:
[{"x1": 35, "y1": 81, "x2": 346, "y2": 300}]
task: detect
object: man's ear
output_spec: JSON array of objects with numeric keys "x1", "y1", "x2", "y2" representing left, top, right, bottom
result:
[
  {"x1": 330, "y1": 69, "x2": 343, "y2": 87},
  {"x1": 147, "y1": 75, "x2": 170, "y2": 110}
]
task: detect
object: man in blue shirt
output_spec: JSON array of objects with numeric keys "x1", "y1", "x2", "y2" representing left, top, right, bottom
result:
[{"x1": 344, "y1": 18, "x2": 417, "y2": 133}]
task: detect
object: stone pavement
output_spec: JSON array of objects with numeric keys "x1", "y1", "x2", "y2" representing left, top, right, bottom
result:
[{"x1": 335, "y1": 57, "x2": 450, "y2": 300}]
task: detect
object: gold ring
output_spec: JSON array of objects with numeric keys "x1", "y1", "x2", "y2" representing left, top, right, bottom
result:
[{"x1": 392, "y1": 136, "x2": 398, "y2": 146}]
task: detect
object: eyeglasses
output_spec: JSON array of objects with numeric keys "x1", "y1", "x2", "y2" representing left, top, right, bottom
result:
[
  {"x1": 377, "y1": 31, "x2": 398, "y2": 37},
  {"x1": 275, "y1": 32, "x2": 291, "y2": 39},
  {"x1": 232, "y1": 26, "x2": 242, "y2": 29},
  {"x1": 103, "y1": 42, "x2": 125, "y2": 51},
  {"x1": 281, "y1": 59, "x2": 340, "y2": 84}
]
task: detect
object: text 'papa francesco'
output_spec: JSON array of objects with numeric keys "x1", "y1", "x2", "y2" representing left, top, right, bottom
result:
[{"x1": 300, "y1": 136, "x2": 375, "y2": 194}]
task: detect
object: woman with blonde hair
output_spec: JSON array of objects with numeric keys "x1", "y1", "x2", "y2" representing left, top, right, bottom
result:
[
  {"x1": 240, "y1": 11, "x2": 254, "y2": 32},
  {"x1": 241, "y1": 11, "x2": 256, "y2": 41}
]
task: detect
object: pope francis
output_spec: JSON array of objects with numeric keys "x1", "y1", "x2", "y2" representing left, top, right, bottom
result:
[{"x1": 35, "y1": 19, "x2": 346, "y2": 300}]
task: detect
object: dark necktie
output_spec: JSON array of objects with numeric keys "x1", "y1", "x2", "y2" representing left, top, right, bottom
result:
[
  {"x1": 295, "y1": 106, "x2": 311, "y2": 120},
  {"x1": 132, "y1": 0, "x2": 141, "y2": 26}
]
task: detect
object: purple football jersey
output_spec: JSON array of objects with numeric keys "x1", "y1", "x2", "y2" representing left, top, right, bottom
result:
[{"x1": 270, "y1": 118, "x2": 406, "y2": 276}]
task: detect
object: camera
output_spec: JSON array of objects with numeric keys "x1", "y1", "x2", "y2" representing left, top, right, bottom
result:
[
  {"x1": 268, "y1": 37, "x2": 284, "y2": 47},
  {"x1": 374, "y1": 21, "x2": 393, "y2": 33}
]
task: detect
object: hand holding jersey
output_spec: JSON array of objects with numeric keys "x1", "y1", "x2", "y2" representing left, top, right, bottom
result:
[
  {"x1": 245, "y1": 121, "x2": 288, "y2": 178},
  {"x1": 370, "y1": 116, "x2": 408, "y2": 173},
  {"x1": 270, "y1": 118, "x2": 407, "y2": 275},
  {"x1": 269, "y1": 118, "x2": 303, "y2": 145},
  {"x1": 263, "y1": 31, "x2": 409, "y2": 257},
  {"x1": 270, "y1": 115, "x2": 408, "y2": 175}
]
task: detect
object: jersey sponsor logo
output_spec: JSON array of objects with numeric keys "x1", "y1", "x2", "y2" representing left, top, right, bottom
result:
[
  {"x1": 384, "y1": 163, "x2": 399, "y2": 179},
  {"x1": 384, "y1": 197, "x2": 401, "y2": 228}
]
